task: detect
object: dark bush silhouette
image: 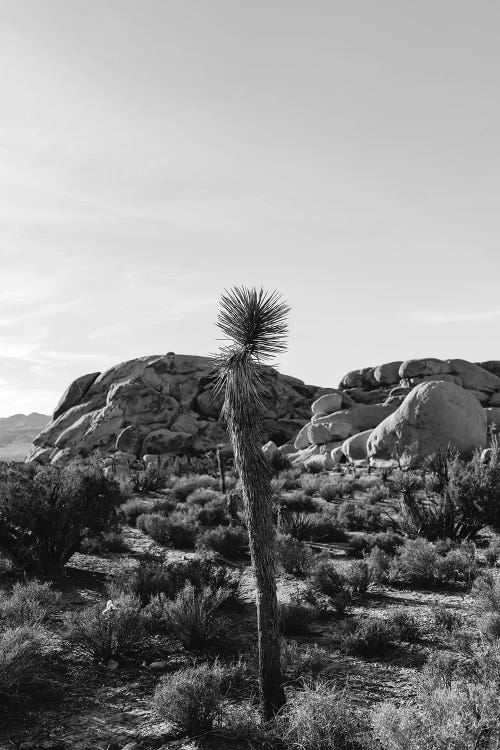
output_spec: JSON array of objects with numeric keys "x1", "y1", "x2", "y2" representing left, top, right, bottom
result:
[{"x1": 0, "y1": 459, "x2": 121, "y2": 577}]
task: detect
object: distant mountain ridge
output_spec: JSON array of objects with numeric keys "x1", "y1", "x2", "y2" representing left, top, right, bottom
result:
[{"x1": 0, "y1": 412, "x2": 50, "y2": 461}]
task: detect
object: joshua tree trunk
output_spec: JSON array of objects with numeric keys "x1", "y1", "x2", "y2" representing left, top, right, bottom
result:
[{"x1": 214, "y1": 286, "x2": 288, "y2": 719}]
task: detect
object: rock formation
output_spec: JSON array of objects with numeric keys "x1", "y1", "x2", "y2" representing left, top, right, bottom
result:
[
  {"x1": 26, "y1": 353, "x2": 325, "y2": 466},
  {"x1": 285, "y1": 357, "x2": 500, "y2": 469}
]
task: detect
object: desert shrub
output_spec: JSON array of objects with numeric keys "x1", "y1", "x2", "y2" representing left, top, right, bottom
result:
[
  {"x1": 388, "y1": 538, "x2": 477, "y2": 588},
  {"x1": 277, "y1": 467, "x2": 302, "y2": 491},
  {"x1": 367, "y1": 546, "x2": 392, "y2": 583},
  {"x1": 472, "y1": 572, "x2": 500, "y2": 613},
  {"x1": 388, "y1": 610, "x2": 421, "y2": 641},
  {"x1": 279, "y1": 598, "x2": 314, "y2": 635},
  {"x1": 276, "y1": 534, "x2": 313, "y2": 576},
  {"x1": 279, "y1": 509, "x2": 314, "y2": 541},
  {"x1": 394, "y1": 447, "x2": 500, "y2": 541},
  {"x1": 172, "y1": 474, "x2": 219, "y2": 502},
  {"x1": 484, "y1": 535, "x2": 500, "y2": 567},
  {"x1": 196, "y1": 525, "x2": 248, "y2": 558},
  {"x1": 479, "y1": 612, "x2": 500, "y2": 640},
  {"x1": 337, "y1": 500, "x2": 384, "y2": 532},
  {"x1": 0, "y1": 458, "x2": 121, "y2": 576},
  {"x1": 111, "y1": 554, "x2": 242, "y2": 607},
  {"x1": 65, "y1": 594, "x2": 146, "y2": 662},
  {"x1": 319, "y1": 478, "x2": 350, "y2": 503},
  {"x1": 137, "y1": 512, "x2": 198, "y2": 548},
  {"x1": 131, "y1": 462, "x2": 170, "y2": 493},
  {"x1": 159, "y1": 584, "x2": 231, "y2": 649},
  {"x1": 300, "y1": 474, "x2": 324, "y2": 496},
  {"x1": 185, "y1": 487, "x2": 224, "y2": 507},
  {"x1": 303, "y1": 512, "x2": 347, "y2": 543},
  {"x1": 0, "y1": 580, "x2": 60, "y2": 627},
  {"x1": 344, "y1": 561, "x2": 372, "y2": 593},
  {"x1": 80, "y1": 529, "x2": 128, "y2": 554},
  {"x1": 342, "y1": 618, "x2": 397, "y2": 657},
  {"x1": 192, "y1": 497, "x2": 229, "y2": 526},
  {"x1": 372, "y1": 657, "x2": 500, "y2": 750},
  {"x1": 277, "y1": 680, "x2": 368, "y2": 750},
  {"x1": 307, "y1": 560, "x2": 352, "y2": 614},
  {"x1": 347, "y1": 531, "x2": 402, "y2": 559},
  {"x1": 432, "y1": 604, "x2": 464, "y2": 634},
  {"x1": 0, "y1": 624, "x2": 62, "y2": 705},
  {"x1": 153, "y1": 660, "x2": 229, "y2": 733},
  {"x1": 151, "y1": 496, "x2": 178, "y2": 515},
  {"x1": 282, "y1": 491, "x2": 316, "y2": 513},
  {"x1": 281, "y1": 641, "x2": 332, "y2": 683},
  {"x1": 120, "y1": 497, "x2": 154, "y2": 525}
]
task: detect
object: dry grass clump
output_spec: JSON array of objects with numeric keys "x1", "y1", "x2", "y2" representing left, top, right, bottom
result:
[
  {"x1": 372, "y1": 645, "x2": 500, "y2": 749},
  {"x1": 341, "y1": 617, "x2": 397, "y2": 657},
  {"x1": 277, "y1": 680, "x2": 368, "y2": 750},
  {"x1": 279, "y1": 597, "x2": 315, "y2": 635},
  {"x1": 153, "y1": 660, "x2": 230, "y2": 732},
  {"x1": 0, "y1": 624, "x2": 63, "y2": 706},
  {"x1": 0, "y1": 580, "x2": 60, "y2": 626}
]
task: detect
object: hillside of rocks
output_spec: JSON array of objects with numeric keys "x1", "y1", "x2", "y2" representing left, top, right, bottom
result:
[
  {"x1": 26, "y1": 352, "x2": 327, "y2": 467},
  {"x1": 283, "y1": 357, "x2": 500, "y2": 469}
]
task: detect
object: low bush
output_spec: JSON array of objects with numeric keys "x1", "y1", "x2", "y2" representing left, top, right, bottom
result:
[
  {"x1": 303, "y1": 512, "x2": 347, "y2": 543},
  {"x1": 276, "y1": 534, "x2": 313, "y2": 577},
  {"x1": 484, "y1": 535, "x2": 500, "y2": 567},
  {"x1": 281, "y1": 491, "x2": 316, "y2": 513},
  {"x1": 344, "y1": 561, "x2": 372, "y2": 594},
  {"x1": 192, "y1": 497, "x2": 230, "y2": 527},
  {"x1": 388, "y1": 610, "x2": 421, "y2": 641},
  {"x1": 342, "y1": 618, "x2": 397, "y2": 657},
  {"x1": 372, "y1": 648, "x2": 500, "y2": 750},
  {"x1": 80, "y1": 529, "x2": 128, "y2": 555},
  {"x1": 111, "y1": 554, "x2": 242, "y2": 607},
  {"x1": 185, "y1": 487, "x2": 224, "y2": 507},
  {"x1": 160, "y1": 584, "x2": 231, "y2": 649},
  {"x1": 153, "y1": 660, "x2": 230, "y2": 733},
  {"x1": 337, "y1": 501, "x2": 384, "y2": 532},
  {"x1": 431, "y1": 604, "x2": 464, "y2": 634},
  {"x1": 277, "y1": 680, "x2": 368, "y2": 750},
  {"x1": 172, "y1": 474, "x2": 219, "y2": 502},
  {"x1": 279, "y1": 597, "x2": 314, "y2": 635},
  {"x1": 137, "y1": 512, "x2": 198, "y2": 548},
  {"x1": 0, "y1": 580, "x2": 60, "y2": 626},
  {"x1": 318, "y1": 476, "x2": 354, "y2": 503},
  {"x1": 132, "y1": 463, "x2": 170, "y2": 493},
  {"x1": 367, "y1": 546, "x2": 392, "y2": 583},
  {"x1": 65, "y1": 594, "x2": 146, "y2": 662},
  {"x1": 388, "y1": 538, "x2": 478, "y2": 588},
  {"x1": 0, "y1": 624, "x2": 62, "y2": 706},
  {"x1": 196, "y1": 525, "x2": 248, "y2": 559},
  {"x1": 281, "y1": 641, "x2": 332, "y2": 683},
  {"x1": 120, "y1": 498, "x2": 154, "y2": 525},
  {"x1": 307, "y1": 559, "x2": 352, "y2": 614},
  {"x1": 0, "y1": 458, "x2": 121, "y2": 576},
  {"x1": 479, "y1": 612, "x2": 500, "y2": 640},
  {"x1": 472, "y1": 572, "x2": 500, "y2": 613}
]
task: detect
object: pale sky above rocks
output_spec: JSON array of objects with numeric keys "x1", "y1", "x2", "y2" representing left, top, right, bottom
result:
[{"x1": 1, "y1": 0, "x2": 500, "y2": 415}]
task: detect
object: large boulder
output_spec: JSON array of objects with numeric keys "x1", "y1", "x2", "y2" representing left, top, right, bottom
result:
[
  {"x1": 367, "y1": 381, "x2": 488, "y2": 467},
  {"x1": 29, "y1": 353, "x2": 323, "y2": 465},
  {"x1": 341, "y1": 429, "x2": 373, "y2": 461},
  {"x1": 373, "y1": 361, "x2": 403, "y2": 386}
]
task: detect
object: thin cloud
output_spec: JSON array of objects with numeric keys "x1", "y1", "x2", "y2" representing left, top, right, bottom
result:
[{"x1": 411, "y1": 310, "x2": 500, "y2": 324}]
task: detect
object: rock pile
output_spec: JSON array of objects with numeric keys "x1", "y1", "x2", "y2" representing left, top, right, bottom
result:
[
  {"x1": 26, "y1": 353, "x2": 325, "y2": 467},
  {"x1": 284, "y1": 358, "x2": 500, "y2": 469}
]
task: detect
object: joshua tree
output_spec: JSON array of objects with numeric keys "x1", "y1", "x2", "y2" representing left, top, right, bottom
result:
[{"x1": 214, "y1": 286, "x2": 288, "y2": 718}]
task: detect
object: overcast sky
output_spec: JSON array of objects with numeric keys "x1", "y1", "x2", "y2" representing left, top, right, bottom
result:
[{"x1": 1, "y1": 0, "x2": 500, "y2": 416}]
